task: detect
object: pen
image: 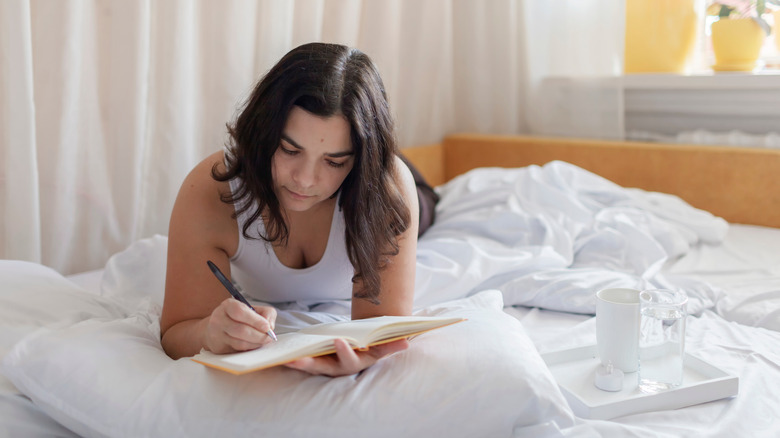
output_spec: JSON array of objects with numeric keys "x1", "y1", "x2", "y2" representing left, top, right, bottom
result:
[{"x1": 206, "y1": 260, "x2": 277, "y2": 342}]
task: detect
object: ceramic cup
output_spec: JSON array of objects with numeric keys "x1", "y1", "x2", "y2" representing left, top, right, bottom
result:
[{"x1": 596, "y1": 288, "x2": 640, "y2": 373}]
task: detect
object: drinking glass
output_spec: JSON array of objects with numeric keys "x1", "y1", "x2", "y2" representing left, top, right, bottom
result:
[{"x1": 638, "y1": 289, "x2": 688, "y2": 394}]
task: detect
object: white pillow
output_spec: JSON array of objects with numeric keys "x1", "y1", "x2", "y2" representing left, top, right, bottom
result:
[
  {"x1": 0, "y1": 260, "x2": 127, "y2": 326},
  {"x1": 0, "y1": 261, "x2": 127, "y2": 359},
  {"x1": 100, "y1": 234, "x2": 169, "y2": 307},
  {"x1": 2, "y1": 290, "x2": 574, "y2": 438},
  {"x1": 0, "y1": 260, "x2": 129, "y2": 399}
]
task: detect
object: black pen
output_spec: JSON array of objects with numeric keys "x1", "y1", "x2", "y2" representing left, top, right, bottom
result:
[{"x1": 206, "y1": 260, "x2": 277, "y2": 341}]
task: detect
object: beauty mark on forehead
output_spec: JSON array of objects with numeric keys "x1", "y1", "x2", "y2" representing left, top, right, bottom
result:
[{"x1": 281, "y1": 133, "x2": 353, "y2": 158}]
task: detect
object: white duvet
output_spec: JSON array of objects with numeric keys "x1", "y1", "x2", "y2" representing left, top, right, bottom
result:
[
  {"x1": 415, "y1": 162, "x2": 727, "y2": 315},
  {"x1": 2, "y1": 161, "x2": 779, "y2": 438}
]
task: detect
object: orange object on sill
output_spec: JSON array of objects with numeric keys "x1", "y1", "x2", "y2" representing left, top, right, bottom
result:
[{"x1": 624, "y1": 0, "x2": 699, "y2": 74}]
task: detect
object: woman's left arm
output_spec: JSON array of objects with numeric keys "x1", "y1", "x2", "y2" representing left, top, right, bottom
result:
[
  {"x1": 285, "y1": 155, "x2": 419, "y2": 376},
  {"x1": 350, "y1": 154, "x2": 419, "y2": 319}
]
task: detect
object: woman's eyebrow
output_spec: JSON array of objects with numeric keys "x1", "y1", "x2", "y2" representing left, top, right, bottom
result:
[
  {"x1": 281, "y1": 133, "x2": 354, "y2": 158},
  {"x1": 280, "y1": 133, "x2": 304, "y2": 150}
]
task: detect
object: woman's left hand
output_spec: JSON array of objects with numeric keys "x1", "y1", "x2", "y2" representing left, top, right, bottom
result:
[{"x1": 284, "y1": 338, "x2": 409, "y2": 376}]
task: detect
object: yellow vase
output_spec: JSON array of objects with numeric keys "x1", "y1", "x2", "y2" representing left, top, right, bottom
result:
[
  {"x1": 711, "y1": 18, "x2": 765, "y2": 71},
  {"x1": 624, "y1": 0, "x2": 698, "y2": 74}
]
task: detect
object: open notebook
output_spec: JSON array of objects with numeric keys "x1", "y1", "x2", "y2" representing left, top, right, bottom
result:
[{"x1": 192, "y1": 315, "x2": 465, "y2": 374}]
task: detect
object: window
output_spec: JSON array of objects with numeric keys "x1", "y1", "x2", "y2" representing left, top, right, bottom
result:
[{"x1": 625, "y1": 0, "x2": 780, "y2": 74}]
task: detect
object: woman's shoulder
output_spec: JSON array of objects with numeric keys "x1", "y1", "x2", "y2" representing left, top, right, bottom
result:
[
  {"x1": 392, "y1": 155, "x2": 415, "y2": 189},
  {"x1": 193, "y1": 150, "x2": 228, "y2": 177},
  {"x1": 391, "y1": 154, "x2": 417, "y2": 204},
  {"x1": 169, "y1": 151, "x2": 237, "y2": 252},
  {"x1": 180, "y1": 151, "x2": 232, "y2": 197}
]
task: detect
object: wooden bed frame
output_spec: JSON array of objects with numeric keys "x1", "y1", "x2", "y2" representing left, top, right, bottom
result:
[{"x1": 402, "y1": 133, "x2": 780, "y2": 229}]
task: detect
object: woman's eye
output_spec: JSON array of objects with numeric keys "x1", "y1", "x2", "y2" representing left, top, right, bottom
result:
[
  {"x1": 327, "y1": 160, "x2": 346, "y2": 169},
  {"x1": 280, "y1": 147, "x2": 298, "y2": 156}
]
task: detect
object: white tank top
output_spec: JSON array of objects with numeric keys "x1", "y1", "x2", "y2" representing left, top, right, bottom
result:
[{"x1": 227, "y1": 177, "x2": 354, "y2": 304}]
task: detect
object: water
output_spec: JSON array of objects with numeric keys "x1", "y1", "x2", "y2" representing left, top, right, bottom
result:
[{"x1": 638, "y1": 306, "x2": 686, "y2": 394}]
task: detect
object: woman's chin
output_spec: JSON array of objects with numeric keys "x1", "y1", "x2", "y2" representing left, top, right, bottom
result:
[{"x1": 280, "y1": 195, "x2": 317, "y2": 212}]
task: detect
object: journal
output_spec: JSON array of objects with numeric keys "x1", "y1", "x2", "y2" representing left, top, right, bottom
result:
[{"x1": 192, "y1": 315, "x2": 465, "y2": 374}]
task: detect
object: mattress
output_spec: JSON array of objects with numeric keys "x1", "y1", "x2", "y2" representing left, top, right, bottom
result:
[
  {"x1": 64, "y1": 223, "x2": 780, "y2": 333},
  {"x1": 2, "y1": 162, "x2": 779, "y2": 437},
  {"x1": 508, "y1": 222, "x2": 780, "y2": 334}
]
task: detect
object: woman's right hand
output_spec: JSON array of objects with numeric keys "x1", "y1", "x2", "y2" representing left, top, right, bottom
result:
[{"x1": 202, "y1": 298, "x2": 278, "y2": 354}]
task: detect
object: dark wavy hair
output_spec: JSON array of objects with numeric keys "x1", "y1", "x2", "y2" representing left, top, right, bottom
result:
[{"x1": 212, "y1": 42, "x2": 410, "y2": 304}]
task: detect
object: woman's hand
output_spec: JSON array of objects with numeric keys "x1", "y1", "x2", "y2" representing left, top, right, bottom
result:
[
  {"x1": 202, "y1": 298, "x2": 277, "y2": 354},
  {"x1": 284, "y1": 338, "x2": 409, "y2": 377}
]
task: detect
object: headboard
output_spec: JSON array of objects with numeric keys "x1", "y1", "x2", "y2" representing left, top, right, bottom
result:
[{"x1": 402, "y1": 133, "x2": 780, "y2": 228}]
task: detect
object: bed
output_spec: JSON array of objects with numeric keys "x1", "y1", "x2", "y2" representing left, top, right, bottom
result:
[{"x1": 2, "y1": 133, "x2": 779, "y2": 437}]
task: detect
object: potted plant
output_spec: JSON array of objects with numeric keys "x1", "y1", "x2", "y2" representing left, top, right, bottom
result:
[{"x1": 707, "y1": 0, "x2": 780, "y2": 71}]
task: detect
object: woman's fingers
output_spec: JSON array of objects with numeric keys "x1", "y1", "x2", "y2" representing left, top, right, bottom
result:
[
  {"x1": 223, "y1": 300, "x2": 272, "y2": 332},
  {"x1": 253, "y1": 305, "x2": 277, "y2": 330},
  {"x1": 284, "y1": 339, "x2": 355, "y2": 375},
  {"x1": 332, "y1": 338, "x2": 363, "y2": 371},
  {"x1": 223, "y1": 333, "x2": 265, "y2": 352},
  {"x1": 366, "y1": 338, "x2": 409, "y2": 359},
  {"x1": 285, "y1": 338, "x2": 409, "y2": 376},
  {"x1": 221, "y1": 317, "x2": 266, "y2": 344},
  {"x1": 205, "y1": 299, "x2": 277, "y2": 353}
]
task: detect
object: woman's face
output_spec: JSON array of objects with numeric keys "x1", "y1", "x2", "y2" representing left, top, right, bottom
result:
[{"x1": 272, "y1": 106, "x2": 354, "y2": 213}]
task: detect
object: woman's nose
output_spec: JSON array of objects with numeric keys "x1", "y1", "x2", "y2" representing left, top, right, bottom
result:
[{"x1": 292, "y1": 160, "x2": 317, "y2": 187}]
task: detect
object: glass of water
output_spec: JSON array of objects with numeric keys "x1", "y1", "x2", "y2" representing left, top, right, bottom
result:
[{"x1": 638, "y1": 289, "x2": 688, "y2": 394}]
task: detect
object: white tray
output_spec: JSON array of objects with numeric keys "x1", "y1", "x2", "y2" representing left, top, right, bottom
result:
[{"x1": 541, "y1": 345, "x2": 739, "y2": 420}]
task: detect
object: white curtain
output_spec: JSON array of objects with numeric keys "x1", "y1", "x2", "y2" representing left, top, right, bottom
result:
[
  {"x1": 523, "y1": 0, "x2": 626, "y2": 140},
  {"x1": 1, "y1": 0, "x2": 538, "y2": 275}
]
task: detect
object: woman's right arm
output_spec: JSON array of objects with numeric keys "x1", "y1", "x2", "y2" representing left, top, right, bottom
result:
[{"x1": 159, "y1": 152, "x2": 276, "y2": 360}]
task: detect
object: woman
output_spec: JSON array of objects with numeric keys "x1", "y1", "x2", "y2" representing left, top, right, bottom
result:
[{"x1": 159, "y1": 43, "x2": 420, "y2": 377}]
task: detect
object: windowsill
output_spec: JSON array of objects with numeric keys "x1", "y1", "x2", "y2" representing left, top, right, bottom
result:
[
  {"x1": 622, "y1": 70, "x2": 780, "y2": 90},
  {"x1": 621, "y1": 72, "x2": 780, "y2": 136},
  {"x1": 537, "y1": 73, "x2": 780, "y2": 140}
]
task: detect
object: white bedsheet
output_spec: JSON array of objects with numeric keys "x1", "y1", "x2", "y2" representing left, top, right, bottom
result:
[
  {"x1": 3, "y1": 162, "x2": 780, "y2": 437},
  {"x1": 669, "y1": 224, "x2": 780, "y2": 331},
  {"x1": 415, "y1": 163, "x2": 727, "y2": 316}
]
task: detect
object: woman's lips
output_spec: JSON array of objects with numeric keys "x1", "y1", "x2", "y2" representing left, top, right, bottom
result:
[{"x1": 286, "y1": 188, "x2": 312, "y2": 200}]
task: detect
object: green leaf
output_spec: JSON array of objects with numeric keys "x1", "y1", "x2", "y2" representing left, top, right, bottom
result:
[{"x1": 753, "y1": 15, "x2": 772, "y2": 35}]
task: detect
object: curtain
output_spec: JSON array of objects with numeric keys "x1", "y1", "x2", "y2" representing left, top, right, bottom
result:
[
  {"x1": 523, "y1": 0, "x2": 626, "y2": 140},
  {"x1": 1, "y1": 0, "x2": 533, "y2": 275}
]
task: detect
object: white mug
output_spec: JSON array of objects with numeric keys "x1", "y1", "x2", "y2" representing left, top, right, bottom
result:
[{"x1": 596, "y1": 288, "x2": 640, "y2": 373}]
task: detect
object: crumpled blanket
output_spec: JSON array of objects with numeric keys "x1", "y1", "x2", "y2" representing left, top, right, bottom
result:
[{"x1": 413, "y1": 161, "x2": 728, "y2": 315}]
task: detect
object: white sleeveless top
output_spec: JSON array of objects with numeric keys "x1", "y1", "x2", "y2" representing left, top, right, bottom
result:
[{"x1": 228, "y1": 177, "x2": 354, "y2": 304}]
